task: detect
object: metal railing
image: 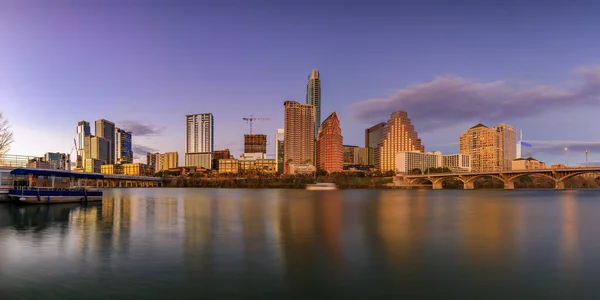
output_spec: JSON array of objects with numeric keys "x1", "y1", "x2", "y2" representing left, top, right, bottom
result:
[{"x1": 0, "y1": 154, "x2": 61, "y2": 169}]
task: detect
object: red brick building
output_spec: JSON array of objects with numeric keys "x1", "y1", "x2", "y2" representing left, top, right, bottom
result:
[{"x1": 316, "y1": 112, "x2": 343, "y2": 172}]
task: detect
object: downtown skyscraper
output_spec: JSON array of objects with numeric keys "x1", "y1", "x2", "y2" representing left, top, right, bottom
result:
[
  {"x1": 283, "y1": 101, "x2": 315, "y2": 174},
  {"x1": 185, "y1": 113, "x2": 214, "y2": 169},
  {"x1": 306, "y1": 69, "x2": 321, "y2": 139},
  {"x1": 376, "y1": 110, "x2": 424, "y2": 172},
  {"x1": 115, "y1": 128, "x2": 133, "y2": 164},
  {"x1": 95, "y1": 119, "x2": 116, "y2": 164}
]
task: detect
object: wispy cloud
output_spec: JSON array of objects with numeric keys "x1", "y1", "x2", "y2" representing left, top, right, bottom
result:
[
  {"x1": 350, "y1": 65, "x2": 600, "y2": 131},
  {"x1": 132, "y1": 145, "x2": 158, "y2": 158},
  {"x1": 527, "y1": 140, "x2": 600, "y2": 155},
  {"x1": 119, "y1": 121, "x2": 164, "y2": 136}
]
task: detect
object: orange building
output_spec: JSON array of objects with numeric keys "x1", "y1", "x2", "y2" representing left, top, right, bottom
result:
[
  {"x1": 376, "y1": 110, "x2": 424, "y2": 172},
  {"x1": 284, "y1": 100, "x2": 315, "y2": 174},
  {"x1": 316, "y1": 112, "x2": 343, "y2": 172}
]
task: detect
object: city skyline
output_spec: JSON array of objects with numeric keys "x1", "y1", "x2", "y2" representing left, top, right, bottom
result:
[{"x1": 2, "y1": 1, "x2": 600, "y2": 166}]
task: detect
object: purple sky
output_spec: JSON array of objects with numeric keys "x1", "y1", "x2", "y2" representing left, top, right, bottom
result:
[{"x1": 2, "y1": 0, "x2": 600, "y2": 166}]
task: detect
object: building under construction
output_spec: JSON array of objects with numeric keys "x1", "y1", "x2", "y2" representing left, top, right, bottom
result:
[{"x1": 244, "y1": 134, "x2": 267, "y2": 154}]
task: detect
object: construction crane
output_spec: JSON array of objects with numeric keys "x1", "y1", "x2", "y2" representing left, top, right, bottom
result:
[{"x1": 243, "y1": 115, "x2": 271, "y2": 134}]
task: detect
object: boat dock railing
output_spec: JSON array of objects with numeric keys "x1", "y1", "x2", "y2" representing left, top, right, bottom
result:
[{"x1": 10, "y1": 186, "x2": 95, "y2": 192}]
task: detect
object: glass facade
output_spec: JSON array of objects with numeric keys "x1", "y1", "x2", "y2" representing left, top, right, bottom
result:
[{"x1": 116, "y1": 128, "x2": 133, "y2": 164}]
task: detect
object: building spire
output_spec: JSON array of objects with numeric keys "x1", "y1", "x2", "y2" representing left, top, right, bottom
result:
[{"x1": 520, "y1": 129, "x2": 523, "y2": 141}]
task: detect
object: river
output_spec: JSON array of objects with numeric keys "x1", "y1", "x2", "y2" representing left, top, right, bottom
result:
[{"x1": 0, "y1": 188, "x2": 599, "y2": 299}]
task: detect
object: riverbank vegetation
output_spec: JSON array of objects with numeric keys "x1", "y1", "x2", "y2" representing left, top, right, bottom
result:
[{"x1": 164, "y1": 170, "x2": 394, "y2": 189}]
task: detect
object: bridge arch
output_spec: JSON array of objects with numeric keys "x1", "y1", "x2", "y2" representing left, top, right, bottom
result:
[
  {"x1": 557, "y1": 171, "x2": 600, "y2": 183},
  {"x1": 506, "y1": 173, "x2": 557, "y2": 184},
  {"x1": 463, "y1": 174, "x2": 506, "y2": 184}
]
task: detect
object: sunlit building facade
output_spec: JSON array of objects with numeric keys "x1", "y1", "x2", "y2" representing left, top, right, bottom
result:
[
  {"x1": 316, "y1": 112, "x2": 343, "y2": 172},
  {"x1": 95, "y1": 119, "x2": 116, "y2": 164},
  {"x1": 284, "y1": 101, "x2": 315, "y2": 174},
  {"x1": 122, "y1": 163, "x2": 153, "y2": 176},
  {"x1": 459, "y1": 123, "x2": 516, "y2": 172},
  {"x1": 376, "y1": 111, "x2": 424, "y2": 172},
  {"x1": 496, "y1": 123, "x2": 517, "y2": 170},
  {"x1": 76, "y1": 121, "x2": 91, "y2": 168}
]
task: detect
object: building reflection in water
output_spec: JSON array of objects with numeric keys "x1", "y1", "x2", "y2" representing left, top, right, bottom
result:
[
  {"x1": 375, "y1": 190, "x2": 427, "y2": 269},
  {"x1": 457, "y1": 194, "x2": 519, "y2": 267},
  {"x1": 560, "y1": 191, "x2": 580, "y2": 278}
]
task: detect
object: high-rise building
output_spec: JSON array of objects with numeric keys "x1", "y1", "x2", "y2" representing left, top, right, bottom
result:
[
  {"x1": 376, "y1": 111, "x2": 424, "y2": 172},
  {"x1": 306, "y1": 70, "x2": 321, "y2": 138},
  {"x1": 496, "y1": 123, "x2": 517, "y2": 171},
  {"x1": 365, "y1": 122, "x2": 385, "y2": 166},
  {"x1": 115, "y1": 128, "x2": 133, "y2": 164},
  {"x1": 459, "y1": 123, "x2": 516, "y2": 172},
  {"x1": 284, "y1": 101, "x2": 315, "y2": 174},
  {"x1": 316, "y1": 112, "x2": 343, "y2": 172},
  {"x1": 186, "y1": 113, "x2": 214, "y2": 153},
  {"x1": 76, "y1": 121, "x2": 91, "y2": 168},
  {"x1": 186, "y1": 113, "x2": 214, "y2": 169},
  {"x1": 275, "y1": 129, "x2": 284, "y2": 174},
  {"x1": 95, "y1": 119, "x2": 116, "y2": 164},
  {"x1": 243, "y1": 134, "x2": 267, "y2": 154},
  {"x1": 84, "y1": 135, "x2": 110, "y2": 165}
]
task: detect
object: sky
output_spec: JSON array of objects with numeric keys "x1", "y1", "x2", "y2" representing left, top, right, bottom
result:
[{"x1": 1, "y1": 0, "x2": 600, "y2": 166}]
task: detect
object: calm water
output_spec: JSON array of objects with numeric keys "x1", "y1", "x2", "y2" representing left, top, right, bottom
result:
[{"x1": 1, "y1": 188, "x2": 600, "y2": 299}]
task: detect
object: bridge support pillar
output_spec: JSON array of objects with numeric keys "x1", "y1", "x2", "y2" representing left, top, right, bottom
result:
[
  {"x1": 556, "y1": 181, "x2": 565, "y2": 190},
  {"x1": 464, "y1": 181, "x2": 475, "y2": 190},
  {"x1": 504, "y1": 180, "x2": 515, "y2": 190},
  {"x1": 432, "y1": 179, "x2": 444, "y2": 190}
]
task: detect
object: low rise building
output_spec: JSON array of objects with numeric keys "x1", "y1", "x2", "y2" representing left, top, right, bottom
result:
[
  {"x1": 512, "y1": 158, "x2": 547, "y2": 170},
  {"x1": 442, "y1": 154, "x2": 471, "y2": 173},
  {"x1": 218, "y1": 159, "x2": 239, "y2": 174},
  {"x1": 26, "y1": 158, "x2": 53, "y2": 170},
  {"x1": 100, "y1": 164, "x2": 124, "y2": 174},
  {"x1": 395, "y1": 151, "x2": 471, "y2": 174},
  {"x1": 185, "y1": 152, "x2": 212, "y2": 170},
  {"x1": 84, "y1": 158, "x2": 103, "y2": 173},
  {"x1": 287, "y1": 163, "x2": 316, "y2": 175},
  {"x1": 122, "y1": 163, "x2": 153, "y2": 176}
]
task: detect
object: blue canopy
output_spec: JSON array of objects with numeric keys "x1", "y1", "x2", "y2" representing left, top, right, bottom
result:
[{"x1": 10, "y1": 168, "x2": 104, "y2": 179}]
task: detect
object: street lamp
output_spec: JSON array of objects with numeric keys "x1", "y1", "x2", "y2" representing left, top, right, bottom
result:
[
  {"x1": 564, "y1": 147, "x2": 569, "y2": 167},
  {"x1": 586, "y1": 149, "x2": 590, "y2": 167}
]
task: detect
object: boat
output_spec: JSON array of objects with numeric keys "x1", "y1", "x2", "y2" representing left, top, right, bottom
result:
[
  {"x1": 0, "y1": 167, "x2": 14, "y2": 202},
  {"x1": 8, "y1": 168, "x2": 103, "y2": 204},
  {"x1": 306, "y1": 182, "x2": 337, "y2": 190}
]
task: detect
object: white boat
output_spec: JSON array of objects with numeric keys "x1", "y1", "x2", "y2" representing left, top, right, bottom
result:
[{"x1": 306, "y1": 182, "x2": 337, "y2": 190}]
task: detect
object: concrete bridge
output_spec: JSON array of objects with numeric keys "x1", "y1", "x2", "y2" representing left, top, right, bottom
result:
[{"x1": 400, "y1": 167, "x2": 600, "y2": 190}]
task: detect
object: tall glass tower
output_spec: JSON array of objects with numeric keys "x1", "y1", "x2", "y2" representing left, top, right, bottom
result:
[{"x1": 306, "y1": 69, "x2": 321, "y2": 139}]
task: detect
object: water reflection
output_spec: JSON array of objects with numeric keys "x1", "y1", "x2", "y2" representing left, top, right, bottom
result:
[
  {"x1": 0, "y1": 189, "x2": 598, "y2": 298},
  {"x1": 560, "y1": 191, "x2": 580, "y2": 278}
]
